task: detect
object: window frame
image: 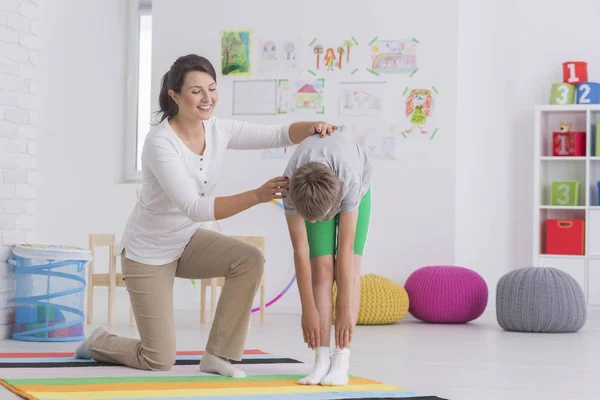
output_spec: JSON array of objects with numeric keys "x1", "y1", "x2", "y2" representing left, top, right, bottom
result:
[{"x1": 123, "y1": 0, "x2": 152, "y2": 182}]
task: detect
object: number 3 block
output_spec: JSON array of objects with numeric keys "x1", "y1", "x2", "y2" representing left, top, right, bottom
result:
[
  {"x1": 550, "y1": 180, "x2": 580, "y2": 206},
  {"x1": 550, "y1": 83, "x2": 576, "y2": 105},
  {"x1": 563, "y1": 61, "x2": 588, "y2": 85},
  {"x1": 576, "y1": 82, "x2": 600, "y2": 104}
]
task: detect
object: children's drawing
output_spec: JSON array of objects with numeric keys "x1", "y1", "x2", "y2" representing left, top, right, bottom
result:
[
  {"x1": 370, "y1": 39, "x2": 417, "y2": 74},
  {"x1": 232, "y1": 80, "x2": 277, "y2": 115},
  {"x1": 262, "y1": 146, "x2": 296, "y2": 159},
  {"x1": 221, "y1": 30, "x2": 251, "y2": 76},
  {"x1": 339, "y1": 82, "x2": 385, "y2": 116},
  {"x1": 258, "y1": 39, "x2": 302, "y2": 74},
  {"x1": 404, "y1": 88, "x2": 435, "y2": 135},
  {"x1": 278, "y1": 79, "x2": 325, "y2": 114},
  {"x1": 309, "y1": 37, "x2": 358, "y2": 75}
]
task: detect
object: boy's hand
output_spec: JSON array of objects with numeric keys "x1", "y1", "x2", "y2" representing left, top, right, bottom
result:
[
  {"x1": 301, "y1": 306, "x2": 321, "y2": 350},
  {"x1": 335, "y1": 307, "x2": 353, "y2": 349}
]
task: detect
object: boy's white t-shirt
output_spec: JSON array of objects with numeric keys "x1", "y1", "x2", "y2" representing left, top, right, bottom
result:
[{"x1": 119, "y1": 117, "x2": 292, "y2": 265}]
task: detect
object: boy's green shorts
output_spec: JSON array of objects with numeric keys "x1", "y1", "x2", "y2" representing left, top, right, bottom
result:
[{"x1": 304, "y1": 187, "x2": 371, "y2": 259}]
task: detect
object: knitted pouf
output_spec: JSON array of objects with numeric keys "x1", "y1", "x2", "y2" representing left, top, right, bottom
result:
[
  {"x1": 404, "y1": 266, "x2": 488, "y2": 323},
  {"x1": 332, "y1": 274, "x2": 409, "y2": 325},
  {"x1": 496, "y1": 267, "x2": 586, "y2": 333}
]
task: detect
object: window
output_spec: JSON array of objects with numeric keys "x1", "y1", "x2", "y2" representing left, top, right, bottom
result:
[
  {"x1": 136, "y1": 13, "x2": 152, "y2": 171},
  {"x1": 124, "y1": 0, "x2": 152, "y2": 181}
]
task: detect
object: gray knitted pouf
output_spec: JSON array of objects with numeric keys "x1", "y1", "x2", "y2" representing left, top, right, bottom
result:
[{"x1": 496, "y1": 267, "x2": 586, "y2": 333}]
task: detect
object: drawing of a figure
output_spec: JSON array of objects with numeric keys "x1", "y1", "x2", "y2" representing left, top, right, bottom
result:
[
  {"x1": 405, "y1": 89, "x2": 434, "y2": 134},
  {"x1": 324, "y1": 48, "x2": 336, "y2": 71},
  {"x1": 263, "y1": 41, "x2": 276, "y2": 60}
]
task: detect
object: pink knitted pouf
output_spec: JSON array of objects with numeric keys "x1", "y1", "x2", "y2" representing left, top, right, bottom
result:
[{"x1": 405, "y1": 266, "x2": 488, "y2": 323}]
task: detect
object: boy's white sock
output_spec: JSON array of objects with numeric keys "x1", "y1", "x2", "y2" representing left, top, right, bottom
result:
[
  {"x1": 320, "y1": 347, "x2": 350, "y2": 386},
  {"x1": 297, "y1": 346, "x2": 331, "y2": 385},
  {"x1": 199, "y1": 352, "x2": 247, "y2": 378}
]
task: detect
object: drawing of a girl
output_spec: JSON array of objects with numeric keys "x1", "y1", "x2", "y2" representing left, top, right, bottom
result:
[
  {"x1": 324, "y1": 48, "x2": 335, "y2": 71},
  {"x1": 405, "y1": 89, "x2": 434, "y2": 134}
]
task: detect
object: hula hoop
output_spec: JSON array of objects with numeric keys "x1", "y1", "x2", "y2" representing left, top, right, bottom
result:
[
  {"x1": 251, "y1": 200, "x2": 296, "y2": 313},
  {"x1": 192, "y1": 199, "x2": 297, "y2": 314}
]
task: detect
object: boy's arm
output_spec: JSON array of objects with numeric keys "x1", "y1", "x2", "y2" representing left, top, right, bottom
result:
[
  {"x1": 335, "y1": 208, "x2": 358, "y2": 349},
  {"x1": 286, "y1": 213, "x2": 321, "y2": 349},
  {"x1": 285, "y1": 214, "x2": 315, "y2": 310}
]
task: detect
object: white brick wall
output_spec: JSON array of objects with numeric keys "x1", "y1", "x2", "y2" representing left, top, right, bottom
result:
[{"x1": 0, "y1": 0, "x2": 41, "y2": 340}]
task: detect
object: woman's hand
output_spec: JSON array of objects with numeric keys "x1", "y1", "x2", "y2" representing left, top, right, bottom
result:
[
  {"x1": 253, "y1": 176, "x2": 289, "y2": 203},
  {"x1": 309, "y1": 122, "x2": 339, "y2": 138}
]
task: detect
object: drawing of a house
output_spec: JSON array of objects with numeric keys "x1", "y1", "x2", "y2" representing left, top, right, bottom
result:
[
  {"x1": 342, "y1": 90, "x2": 381, "y2": 111},
  {"x1": 263, "y1": 41, "x2": 276, "y2": 60},
  {"x1": 296, "y1": 84, "x2": 319, "y2": 109}
]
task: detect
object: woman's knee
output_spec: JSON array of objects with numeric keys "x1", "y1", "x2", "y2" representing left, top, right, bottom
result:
[
  {"x1": 145, "y1": 352, "x2": 176, "y2": 371},
  {"x1": 240, "y1": 243, "x2": 265, "y2": 278}
]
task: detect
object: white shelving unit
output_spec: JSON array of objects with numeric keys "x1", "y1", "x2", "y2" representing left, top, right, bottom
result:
[{"x1": 533, "y1": 104, "x2": 600, "y2": 306}]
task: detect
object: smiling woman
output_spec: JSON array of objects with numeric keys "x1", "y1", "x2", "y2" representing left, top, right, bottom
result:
[{"x1": 73, "y1": 53, "x2": 340, "y2": 379}]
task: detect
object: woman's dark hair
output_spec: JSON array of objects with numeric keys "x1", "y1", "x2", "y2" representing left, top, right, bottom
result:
[{"x1": 156, "y1": 54, "x2": 217, "y2": 122}]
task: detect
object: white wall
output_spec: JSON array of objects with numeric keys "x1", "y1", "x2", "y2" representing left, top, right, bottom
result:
[
  {"x1": 151, "y1": 0, "x2": 458, "y2": 313},
  {"x1": 455, "y1": 0, "x2": 600, "y2": 303},
  {"x1": 0, "y1": 0, "x2": 41, "y2": 339}
]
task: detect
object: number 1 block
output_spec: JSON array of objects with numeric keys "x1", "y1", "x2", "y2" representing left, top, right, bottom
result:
[
  {"x1": 576, "y1": 82, "x2": 600, "y2": 104},
  {"x1": 563, "y1": 61, "x2": 588, "y2": 85},
  {"x1": 550, "y1": 83, "x2": 576, "y2": 105},
  {"x1": 550, "y1": 180, "x2": 580, "y2": 206},
  {"x1": 552, "y1": 131, "x2": 586, "y2": 156}
]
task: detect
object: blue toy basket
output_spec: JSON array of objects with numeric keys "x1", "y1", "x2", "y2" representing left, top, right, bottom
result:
[{"x1": 8, "y1": 243, "x2": 92, "y2": 342}]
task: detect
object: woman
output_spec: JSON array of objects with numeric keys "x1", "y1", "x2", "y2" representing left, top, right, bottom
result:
[{"x1": 74, "y1": 54, "x2": 339, "y2": 378}]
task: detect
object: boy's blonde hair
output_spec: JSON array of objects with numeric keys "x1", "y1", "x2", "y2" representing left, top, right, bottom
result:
[{"x1": 290, "y1": 162, "x2": 340, "y2": 221}]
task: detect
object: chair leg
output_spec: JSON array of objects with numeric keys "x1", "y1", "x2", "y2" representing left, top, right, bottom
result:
[
  {"x1": 260, "y1": 278, "x2": 266, "y2": 323},
  {"x1": 210, "y1": 279, "x2": 217, "y2": 323},
  {"x1": 200, "y1": 281, "x2": 206, "y2": 323},
  {"x1": 86, "y1": 235, "x2": 95, "y2": 325},
  {"x1": 108, "y1": 244, "x2": 117, "y2": 326}
]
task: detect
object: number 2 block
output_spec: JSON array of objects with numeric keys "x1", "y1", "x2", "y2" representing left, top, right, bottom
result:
[
  {"x1": 550, "y1": 83, "x2": 576, "y2": 105},
  {"x1": 576, "y1": 82, "x2": 600, "y2": 104},
  {"x1": 563, "y1": 61, "x2": 588, "y2": 85},
  {"x1": 550, "y1": 180, "x2": 580, "y2": 206}
]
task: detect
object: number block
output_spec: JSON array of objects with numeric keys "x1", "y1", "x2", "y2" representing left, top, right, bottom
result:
[
  {"x1": 563, "y1": 61, "x2": 588, "y2": 85},
  {"x1": 550, "y1": 83, "x2": 576, "y2": 105},
  {"x1": 552, "y1": 131, "x2": 586, "y2": 156},
  {"x1": 545, "y1": 219, "x2": 585, "y2": 255},
  {"x1": 576, "y1": 82, "x2": 600, "y2": 104},
  {"x1": 550, "y1": 180, "x2": 580, "y2": 206}
]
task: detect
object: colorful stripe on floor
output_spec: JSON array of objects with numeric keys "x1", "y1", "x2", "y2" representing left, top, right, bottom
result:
[{"x1": 0, "y1": 349, "x2": 447, "y2": 400}]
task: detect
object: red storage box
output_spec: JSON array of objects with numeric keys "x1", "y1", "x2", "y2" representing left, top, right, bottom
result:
[
  {"x1": 552, "y1": 131, "x2": 586, "y2": 156},
  {"x1": 546, "y1": 219, "x2": 585, "y2": 255}
]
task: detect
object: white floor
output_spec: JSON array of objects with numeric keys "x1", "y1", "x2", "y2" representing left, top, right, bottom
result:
[{"x1": 1, "y1": 308, "x2": 599, "y2": 400}]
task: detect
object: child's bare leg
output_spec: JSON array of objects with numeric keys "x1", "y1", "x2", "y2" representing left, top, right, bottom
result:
[
  {"x1": 321, "y1": 254, "x2": 362, "y2": 386},
  {"x1": 297, "y1": 255, "x2": 334, "y2": 385}
]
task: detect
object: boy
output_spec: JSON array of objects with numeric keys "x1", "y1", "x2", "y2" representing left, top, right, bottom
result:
[{"x1": 283, "y1": 133, "x2": 372, "y2": 386}]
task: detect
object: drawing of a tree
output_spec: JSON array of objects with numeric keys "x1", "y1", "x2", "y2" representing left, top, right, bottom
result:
[
  {"x1": 337, "y1": 47, "x2": 345, "y2": 69},
  {"x1": 284, "y1": 41, "x2": 296, "y2": 60},
  {"x1": 221, "y1": 32, "x2": 246, "y2": 75},
  {"x1": 344, "y1": 40, "x2": 353, "y2": 63},
  {"x1": 313, "y1": 45, "x2": 324, "y2": 69}
]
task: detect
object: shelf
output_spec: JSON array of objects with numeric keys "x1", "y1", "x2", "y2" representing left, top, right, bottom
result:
[
  {"x1": 538, "y1": 254, "x2": 586, "y2": 260},
  {"x1": 539, "y1": 206, "x2": 586, "y2": 210},
  {"x1": 536, "y1": 104, "x2": 600, "y2": 112},
  {"x1": 541, "y1": 156, "x2": 586, "y2": 161}
]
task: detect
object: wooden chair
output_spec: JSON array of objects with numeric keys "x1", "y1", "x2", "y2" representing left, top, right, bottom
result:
[
  {"x1": 86, "y1": 234, "x2": 135, "y2": 327},
  {"x1": 200, "y1": 236, "x2": 266, "y2": 323}
]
